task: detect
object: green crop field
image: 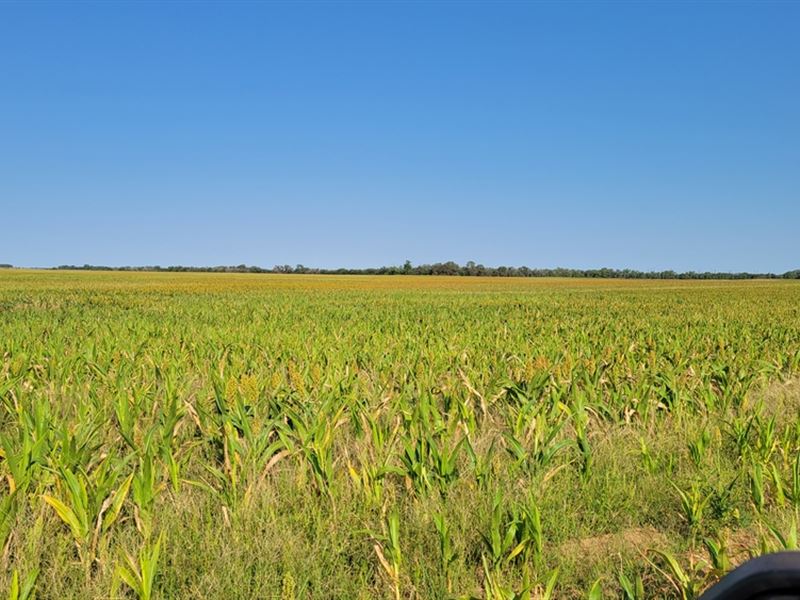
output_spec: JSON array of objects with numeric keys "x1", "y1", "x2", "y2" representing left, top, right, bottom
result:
[{"x1": 1, "y1": 270, "x2": 799, "y2": 599}]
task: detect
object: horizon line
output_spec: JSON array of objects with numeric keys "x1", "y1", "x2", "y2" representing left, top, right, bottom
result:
[{"x1": 2, "y1": 262, "x2": 798, "y2": 280}]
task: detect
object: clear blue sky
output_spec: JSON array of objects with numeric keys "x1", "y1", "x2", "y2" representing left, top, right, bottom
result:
[{"x1": 2, "y1": 1, "x2": 798, "y2": 272}]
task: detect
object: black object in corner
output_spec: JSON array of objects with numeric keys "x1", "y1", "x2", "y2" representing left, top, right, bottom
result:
[{"x1": 699, "y1": 552, "x2": 800, "y2": 600}]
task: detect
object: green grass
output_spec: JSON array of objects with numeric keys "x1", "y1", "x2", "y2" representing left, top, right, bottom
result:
[{"x1": 1, "y1": 271, "x2": 799, "y2": 598}]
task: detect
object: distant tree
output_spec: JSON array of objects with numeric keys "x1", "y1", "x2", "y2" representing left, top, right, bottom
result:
[
  {"x1": 431, "y1": 261, "x2": 459, "y2": 276},
  {"x1": 464, "y1": 261, "x2": 477, "y2": 276}
]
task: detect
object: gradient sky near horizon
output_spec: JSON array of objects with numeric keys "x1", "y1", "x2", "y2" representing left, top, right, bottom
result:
[{"x1": 1, "y1": 1, "x2": 798, "y2": 272}]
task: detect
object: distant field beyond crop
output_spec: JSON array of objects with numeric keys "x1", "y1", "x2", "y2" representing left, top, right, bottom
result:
[{"x1": 2, "y1": 271, "x2": 799, "y2": 598}]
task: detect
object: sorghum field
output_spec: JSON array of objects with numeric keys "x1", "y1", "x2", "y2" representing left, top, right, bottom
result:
[{"x1": 2, "y1": 270, "x2": 799, "y2": 599}]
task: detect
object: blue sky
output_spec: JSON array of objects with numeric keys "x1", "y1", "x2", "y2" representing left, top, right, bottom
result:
[{"x1": 1, "y1": 1, "x2": 798, "y2": 272}]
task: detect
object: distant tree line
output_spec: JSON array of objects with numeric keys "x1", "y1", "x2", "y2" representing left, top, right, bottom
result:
[{"x1": 42, "y1": 261, "x2": 800, "y2": 279}]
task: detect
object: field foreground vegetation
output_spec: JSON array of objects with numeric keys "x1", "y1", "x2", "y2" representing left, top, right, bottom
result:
[{"x1": 1, "y1": 271, "x2": 800, "y2": 599}]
